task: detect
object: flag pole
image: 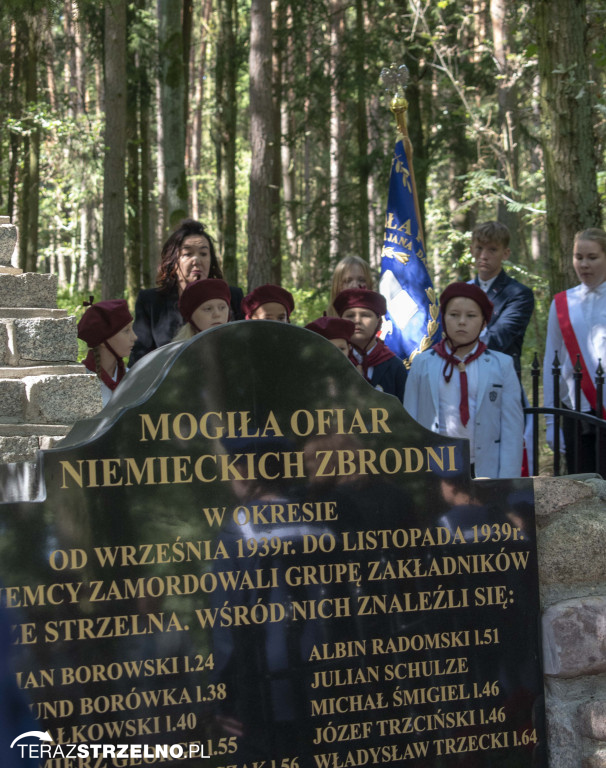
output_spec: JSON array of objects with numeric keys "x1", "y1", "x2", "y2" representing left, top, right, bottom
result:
[
  {"x1": 388, "y1": 88, "x2": 425, "y2": 250},
  {"x1": 378, "y1": 63, "x2": 440, "y2": 365}
]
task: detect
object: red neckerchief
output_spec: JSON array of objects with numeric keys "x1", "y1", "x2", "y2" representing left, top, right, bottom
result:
[
  {"x1": 349, "y1": 338, "x2": 396, "y2": 381},
  {"x1": 82, "y1": 348, "x2": 126, "y2": 392},
  {"x1": 555, "y1": 290, "x2": 606, "y2": 418},
  {"x1": 433, "y1": 339, "x2": 486, "y2": 426}
]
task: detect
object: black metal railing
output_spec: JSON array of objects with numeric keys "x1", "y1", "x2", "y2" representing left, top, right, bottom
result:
[{"x1": 524, "y1": 352, "x2": 605, "y2": 476}]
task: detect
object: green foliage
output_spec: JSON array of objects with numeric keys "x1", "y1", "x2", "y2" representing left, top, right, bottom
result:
[
  {"x1": 459, "y1": 171, "x2": 533, "y2": 215},
  {"x1": 56, "y1": 288, "x2": 96, "y2": 360},
  {"x1": 56, "y1": 287, "x2": 95, "y2": 317},
  {"x1": 288, "y1": 286, "x2": 331, "y2": 328},
  {"x1": 128, "y1": 4, "x2": 157, "y2": 53},
  {"x1": 0, "y1": 0, "x2": 604, "y2": 310}
]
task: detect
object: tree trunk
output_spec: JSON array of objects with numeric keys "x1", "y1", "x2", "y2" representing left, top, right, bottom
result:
[
  {"x1": 45, "y1": 24, "x2": 58, "y2": 112},
  {"x1": 328, "y1": 0, "x2": 344, "y2": 265},
  {"x1": 126, "y1": 41, "x2": 141, "y2": 300},
  {"x1": 215, "y1": 0, "x2": 238, "y2": 285},
  {"x1": 64, "y1": 0, "x2": 79, "y2": 116},
  {"x1": 188, "y1": 0, "x2": 213, "y2": 220},
  {"x1": 354, "y1": 0, "x2": 369, "y2": 264},
  {"x1": 77, "y1": 209, "x2": 88, "y2": 292},
  {"x1": 536, "y1": 0, "x2": 600, "y2": 294},
  {"x1": 63, "y1": 0, "x2": 88, "y2": 291},
  {"x1": 95, "y1": 56, "x2": 104, "y2": 117},
  {"x1": 300, "y1": 18, "x2": 313, "y2": 279},
  {"x1": 447, "y1": 112, "x2": 472, "y2": 281},
  {"x1": 158, "y1": 0, "x2": 189, "y2": 229},
  {"x1": 73, "y1": 0, "x2": 86, "y2": 113},
  {"x1": 101, "y1": 0, "x2": 127, "y2": 299},
  {"x1": 139, "y1": 49, "x2": 154, "y2": 286},
  {"x1": 182, "y1": 0, "x2": 193, "y2": 128},
  {"x1": 19, "y1": 14, "x2": 40, "y2": 273},
  {"x1": 91, "y1": 204, "x2": 102, "y2": 290},
  {"x1": 280, "y1": 0, "x2": 299, "y2": 281},
  {"x1": 366, "y1": 92, "x2": 380, "y2": 270},
  {"x1": 247, "y1": 0, "x2": 278, "y2": 289},
  {"x1": 471, "y1": 0, "x2": 488, "y2": 61},
  {"x1": 8, "y1": 20, "x2": 22, "y2": 224},
  {"x1": 270, "y1": 0, "x2": 282, "y2": 285},
  {"x1": 490, "y1": 0, "x2": 521, "y2": 258},
  {"x1": 155, "y1": 76, "x2": 167, "y2": 252},
  {"x1": 404, "y1": 52, "x2": 428, "y2": 236}
]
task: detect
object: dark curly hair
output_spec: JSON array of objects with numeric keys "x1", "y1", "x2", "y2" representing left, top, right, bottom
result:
[{"x1": 156, "y1": 219, "x2": 223, "y2": 293}]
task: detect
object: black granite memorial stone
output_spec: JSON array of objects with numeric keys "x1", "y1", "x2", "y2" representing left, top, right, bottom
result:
[{"x1": 0, "y1": 321, "x2": 546, "y2": 768}]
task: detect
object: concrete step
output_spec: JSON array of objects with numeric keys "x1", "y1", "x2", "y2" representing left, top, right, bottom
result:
[
  {"x1": 0, "y1": 432, "x2": 68, "y2": 463},
  {"x1": 0, "y1": 308, "x2": 68, "y2": 319},
  {"x1": 0, "y1": 272, "x2": 58, "y2": 308},
  {"x1": 0, "y1": 423, "x2": 71, "y2": 436},
  {"x1": 0, "y1": 364, "x2": 87, "y2": 379},
  {"x1": 0, "y1": 372, "x2": 102, "y2": 423},
  {"x1": 0, "y1": 315, "x2": 78, "y2": 365}
]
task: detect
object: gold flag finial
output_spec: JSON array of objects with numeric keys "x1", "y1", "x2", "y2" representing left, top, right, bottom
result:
[
  {"x1": 379, "y1": 62, "x2": 424, "y2": 251},
  {"x1": 380, "y1": 64, "x2": 410, "y2": 137}
]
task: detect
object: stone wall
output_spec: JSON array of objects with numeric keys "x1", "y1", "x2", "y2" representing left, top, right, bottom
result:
[
  {"x1": 536, "y1": 475, "x2": 606, "y2": 767},
  {"x1": 0, "y1": 216, "x2": 102, "y2": 464}
]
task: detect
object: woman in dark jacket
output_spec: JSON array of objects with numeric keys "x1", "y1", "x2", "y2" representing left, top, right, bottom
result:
[{"x1": 129, "y1": 219, "x2": 243, "y2": 366}]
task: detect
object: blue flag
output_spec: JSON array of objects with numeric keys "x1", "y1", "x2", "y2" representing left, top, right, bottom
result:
[{"x1": 379, "y1": 138, "x2": 441, "y2": 367}]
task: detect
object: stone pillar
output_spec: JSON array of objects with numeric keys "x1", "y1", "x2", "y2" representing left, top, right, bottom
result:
[
  {"x1": 536, "y1": 476, "x2": 606, "y2": 768},
  {"x1": 0, "y1": 216, "x2": 102, "y2": 464}
]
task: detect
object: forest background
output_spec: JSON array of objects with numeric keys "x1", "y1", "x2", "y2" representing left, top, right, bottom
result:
[{"x1": 1, "y1": 0, "x2": 605, "y2": 370}]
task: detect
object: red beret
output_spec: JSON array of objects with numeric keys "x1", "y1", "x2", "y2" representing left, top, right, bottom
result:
[
  {"x1": 242, "y1": 284, "x2": 295, "y2": 319},
  {"x1": 77, "y1": 300, "x2": 133, "y2": 348},
  {"x1": 333, "y1": 288, "x2": 386, "y2": 318},
  {"x1": 178, "y1": 279, "x2": 231, "y2": 323},
  {"x1": 440, "y1": 282, "x2": 493, "y2": 323},
  {"x1": 305, "y1": 316, "x2": 355, "y2": 341}
]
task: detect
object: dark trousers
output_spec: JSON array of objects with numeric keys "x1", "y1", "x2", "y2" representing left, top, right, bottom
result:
[{"x1": 562, "y1": 406, "x2": 606, "y2": 476}]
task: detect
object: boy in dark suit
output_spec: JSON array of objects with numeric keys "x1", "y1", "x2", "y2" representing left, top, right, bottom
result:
[{"x1": 471, "y1": 221, "x2": 534, "y2": 373}]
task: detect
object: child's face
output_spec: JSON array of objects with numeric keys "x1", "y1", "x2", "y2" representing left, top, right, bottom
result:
[
  {"x1": 573, "y1": 238, "x2": 606, "y2": 289},
  {"x1": 341, "y1": 307, "x2": 379, "y2": 347},
  {"x1": 472, "y1": 238, "x2": 509, "y2": 281},
  {"x1": 330, "y1": 338, "x2": 350, "y2": 355},
  {"x1": 251, "y1": 302, "x2": 289, "y2": 322},
  {"x1": 443, "y1": 297, "x2": 485, "y2": 351},
  {"x1": 191, "y1": 299, "x2": 230, "y2": 332},
  {"x1": 340, "y1": 264, "x2": 367, "y2": 291},
  {"x1": 106, "y1": 322, "x2": 137, "y2": 359}
]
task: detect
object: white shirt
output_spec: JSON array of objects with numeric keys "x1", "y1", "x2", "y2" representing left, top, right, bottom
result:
[
  {"x1": 476, "y1": 276, "x2": 499, "y2": 342},
  {"x1": 351, "y1": 342, "x2": 376, "y2": 381},
  {"x1": 477, "y1": 274, "x2": 499, "y2": 293},
  {"x1": 437, "y1": 343, "x2": 480, "y2": 461},
  {"x1": 85, "y1": 365, "x2": 122, "y2": 408},
  {"x1": 544, "y1": 281, "x2": 606, "y2": 412}
]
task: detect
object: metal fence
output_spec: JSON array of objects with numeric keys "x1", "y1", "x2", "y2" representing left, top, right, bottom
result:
[{"x1": 524, "y1": 352, "x2": 605, "y2": 476}]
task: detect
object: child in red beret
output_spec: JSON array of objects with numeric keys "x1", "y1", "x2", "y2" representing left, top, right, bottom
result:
[
  {"x1": 333, "y1": 288, "x2": 406, "y2": 401},
  {"x1": 242, "y1": 284, "x2": 294, "y2": 322},
  {"x1": 305, "y1": 316, "x2": 355, "y2": 356},
  {"x1": 77, "y1": 298, "x2": 136, "y2": 407},
  {"x1": 175, "y1": 279, "x2": 231, "y2": 340},
  {"x1": 404, "y1": 282, "x2": 523, "y2": 478}
]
